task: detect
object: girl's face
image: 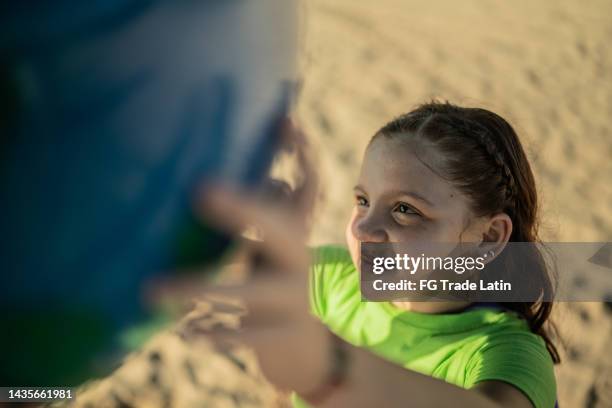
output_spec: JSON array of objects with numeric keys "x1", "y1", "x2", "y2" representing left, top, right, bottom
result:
[{"x1": 346, "y1": 136, "x2": 487, "y2": 269}]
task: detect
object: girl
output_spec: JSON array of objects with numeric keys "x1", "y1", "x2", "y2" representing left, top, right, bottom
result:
[{"x1": 196, "y1": 101, "x2": 559, "y2": 408}]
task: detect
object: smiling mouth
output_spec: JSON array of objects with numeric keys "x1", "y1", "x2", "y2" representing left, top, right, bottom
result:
[
  {"x1": 359, "y1": 246, "x2": 390, "y2": 269},
  {"x1": 360, "y1": 252, "x2": 375, "y2": 266}
]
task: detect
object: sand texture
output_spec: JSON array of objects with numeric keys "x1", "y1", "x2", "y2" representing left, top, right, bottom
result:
[{"x1": 297, "y1": 1, "x2": 612, "y2": 407}]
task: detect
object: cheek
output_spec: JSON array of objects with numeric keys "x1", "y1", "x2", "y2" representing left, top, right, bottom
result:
[
  {"x1": 385, "y1": 219, "x2": 434, "y2": 243},
  {"x1": 386, "y1": 219, "x2": 457, "y2": 243}
]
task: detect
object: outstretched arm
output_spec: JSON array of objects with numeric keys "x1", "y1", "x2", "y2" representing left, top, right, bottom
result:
[{"x1": 318, "y1": 342, "x2": 533, "y2": 408}]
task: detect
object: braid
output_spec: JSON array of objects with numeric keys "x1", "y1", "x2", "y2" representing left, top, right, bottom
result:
[{"x1": 452, "y1": 117, "x2": 517, "y2": 209}]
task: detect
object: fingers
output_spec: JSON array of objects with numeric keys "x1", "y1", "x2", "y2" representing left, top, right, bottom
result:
[
  {"x1": 190, "y1": 117, "x2": 316, "y2": 274},
  {"x1": 281, "y1": 118, "x2": 319, "y2": 218},
  {"x1": 196, "y1": 187, "x2": 310, "y2": 273},
  {"x1": 151, "y1": 274, "x2": 307, "y2": 316}
]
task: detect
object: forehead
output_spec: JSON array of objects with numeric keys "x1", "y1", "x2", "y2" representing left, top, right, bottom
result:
[{"x1": 359, "y1": 136, "x2": 460, "y2": 204}]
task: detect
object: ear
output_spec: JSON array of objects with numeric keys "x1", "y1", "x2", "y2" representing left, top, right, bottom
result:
[{"x1": 478, "y1": 213, "x2": 512, "y2": 263}]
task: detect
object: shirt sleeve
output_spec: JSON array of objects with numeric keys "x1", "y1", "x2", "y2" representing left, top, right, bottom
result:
[{"x1": 465, "y1": 332, "x2": 557, "y2": 408}]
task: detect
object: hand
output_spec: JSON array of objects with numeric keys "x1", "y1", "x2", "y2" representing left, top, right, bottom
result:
[{"x1": 148, "y1": 120, "x2": 331, "y2": 397}]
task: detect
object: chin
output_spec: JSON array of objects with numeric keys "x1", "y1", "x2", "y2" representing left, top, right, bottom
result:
[{"x1": 347, "y1": 239, "x2": 360, "y2": 269}]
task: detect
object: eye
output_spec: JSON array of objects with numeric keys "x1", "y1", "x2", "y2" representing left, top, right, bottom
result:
[
  {"x1": 393, "y1": 202, "x2": 419, "y2": 216},
  {"x1": 355, "y1": 195, "x2": 369, "y2": 207}
]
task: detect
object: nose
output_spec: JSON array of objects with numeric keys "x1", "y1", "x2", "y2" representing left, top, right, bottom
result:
[{"x1": 352, "y1": 214, "x2": 388, "y2": 243}]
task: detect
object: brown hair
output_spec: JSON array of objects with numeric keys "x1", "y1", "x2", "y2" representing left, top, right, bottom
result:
[{"x1": 373, "y1": 100, "x2": 560, "y2": 364}]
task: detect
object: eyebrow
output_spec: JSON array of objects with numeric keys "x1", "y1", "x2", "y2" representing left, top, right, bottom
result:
[{"x1": 353, "y1": 185, "x2": 435, "y2": 207}]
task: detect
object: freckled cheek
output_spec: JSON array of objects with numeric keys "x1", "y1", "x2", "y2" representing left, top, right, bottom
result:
[
  {"x1": 414, "y1": 221, "x2": 463, "y2": 242},
  {"x1": 388, "y1": 229, "x2": 419, "y2": 243},
  {"x1": 385, "y1": 220, "x2": 430, "y2": 243},
  {"x1": 438, "y1": 216, "x2": 472, "y2": 242}
]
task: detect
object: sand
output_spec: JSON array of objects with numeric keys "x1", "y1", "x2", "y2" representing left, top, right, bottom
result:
[
  {"x1": 297, "y1": 1, "x2": 612, "y2": 406},
  {"x1": 62, "y1": 1, "x2": 612, "y2": 407},
  {"x1": 299, "y1": 0, "x2": 612, "y2": 245}
]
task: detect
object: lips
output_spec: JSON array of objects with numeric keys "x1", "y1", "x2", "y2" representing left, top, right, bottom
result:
[
  {"x1": 360, "y1": 252, "x2": 375, "y2": 266},
  {"x1": 359, "y1": 244, "x2": 376, "y2": 266},
  {"x1": 359, "y1": 245, "x2": 387, "y2": 272}
]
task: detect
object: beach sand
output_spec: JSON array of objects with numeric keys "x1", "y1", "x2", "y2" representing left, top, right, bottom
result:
[
  {"x1": 298, "y1": 1, "x2": 612, "y2": 406},
  {"x1": 65, "y1": 1, "x2": 611, "y2": 407}
]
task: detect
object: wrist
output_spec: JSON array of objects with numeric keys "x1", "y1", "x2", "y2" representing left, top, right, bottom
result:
[{"x1": 300, "y1": 331, "x2": 351, "y2": 405}]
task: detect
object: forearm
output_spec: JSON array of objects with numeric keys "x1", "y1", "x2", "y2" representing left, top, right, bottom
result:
[{"x1": 317, "y1": 343, "x2": 501, "y2": 408}]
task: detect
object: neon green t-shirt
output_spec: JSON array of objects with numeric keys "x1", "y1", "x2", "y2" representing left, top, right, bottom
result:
[{"x1": 294, "y1": 245, "x2": 556, "y2": 408}]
